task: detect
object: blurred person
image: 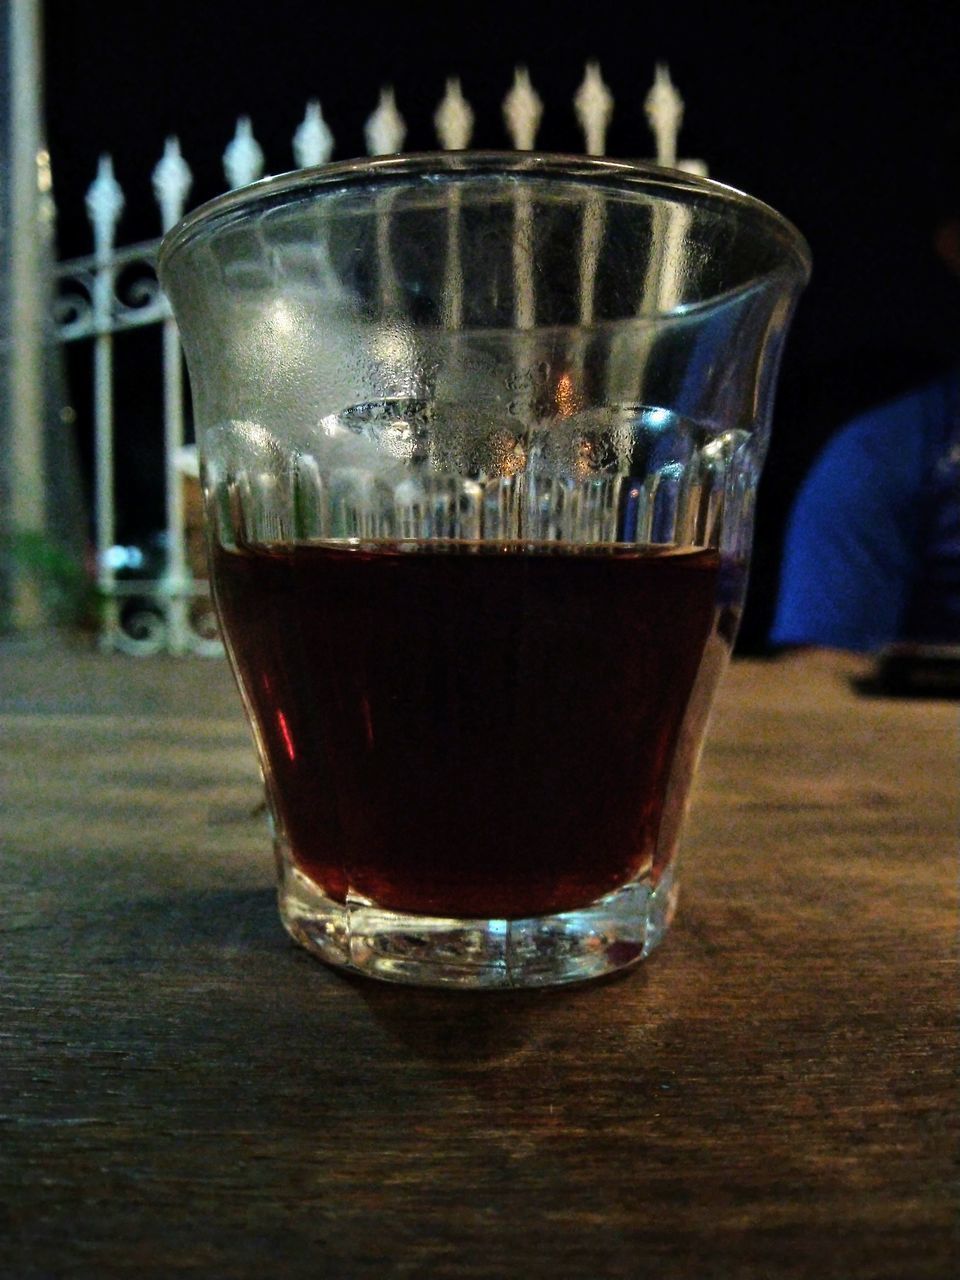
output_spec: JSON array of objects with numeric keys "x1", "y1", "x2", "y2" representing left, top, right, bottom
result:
[
  {"x1": 770, "y1": 370, "x2": 960, "y2": 652},
  {"x1": 771, "y1": 195, "x2": 960, "y2": 655}
]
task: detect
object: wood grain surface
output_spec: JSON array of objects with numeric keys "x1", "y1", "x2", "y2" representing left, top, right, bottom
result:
[{"x1": 1, "y1": 642, "x2": 956, "y2": 1279}]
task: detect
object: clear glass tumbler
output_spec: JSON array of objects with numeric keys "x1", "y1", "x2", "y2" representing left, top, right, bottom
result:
[{"x1": 159, "y1": 153, "x2": 809, "y2": 988}]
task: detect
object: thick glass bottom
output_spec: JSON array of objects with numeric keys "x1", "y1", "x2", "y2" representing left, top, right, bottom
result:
[{"x1": 278, "y1": 858, "x2": 677, "y2": 989}]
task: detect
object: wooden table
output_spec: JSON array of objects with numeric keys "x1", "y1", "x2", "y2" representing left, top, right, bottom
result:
[{"x1": 2, "y1": 643, "x2": 956, "y2": 1278}]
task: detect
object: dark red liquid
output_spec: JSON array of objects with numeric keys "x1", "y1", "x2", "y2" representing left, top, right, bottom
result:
[{"x1": 212, "y1": 540, "x2": 720, "y2": 918}]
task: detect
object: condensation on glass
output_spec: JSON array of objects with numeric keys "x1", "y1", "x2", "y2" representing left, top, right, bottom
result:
[{"x1": 160, "y1": 154, "x2": 810, "y2": 988}]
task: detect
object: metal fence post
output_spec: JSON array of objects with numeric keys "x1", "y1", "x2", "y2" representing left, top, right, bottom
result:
[
  {"x1": 85, "y1": 154, "x2": 124, "y2": 649},
  {"x1": 152, "y1": 137, "x2": 193, "y2": 653}
]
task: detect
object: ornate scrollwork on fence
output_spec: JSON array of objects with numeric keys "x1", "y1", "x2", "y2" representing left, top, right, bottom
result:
[
  {"x1": 112, "y1": 580, "x2": 223, "y2": 657},
  {"x1": 54, "y1": 241, "x2": 169, "y2": 342},
  {"x1": 52, "y1": 265, "x2": 96, "y2": 340},
  {"x1": 113, "y1": 251, "x2": 168, "y2": 327}
]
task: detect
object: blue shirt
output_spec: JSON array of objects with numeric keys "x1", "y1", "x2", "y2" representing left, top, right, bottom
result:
[{"x1": 771, "y1": 372, "x2": 960, "y2": 652}]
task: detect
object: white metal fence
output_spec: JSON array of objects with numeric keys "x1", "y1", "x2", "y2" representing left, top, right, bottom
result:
[{"x1": 53, "y1": 65, "x2": 703, "y2": 655}]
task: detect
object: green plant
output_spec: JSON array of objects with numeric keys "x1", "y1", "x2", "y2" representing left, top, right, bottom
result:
[{"x1": 0, "y1": 530, "x2": 101, "y2": 632}]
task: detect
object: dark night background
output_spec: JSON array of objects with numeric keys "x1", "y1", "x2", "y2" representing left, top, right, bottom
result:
[{"x1": 42, "y1": 0, "x2": 960, "y2": 650}]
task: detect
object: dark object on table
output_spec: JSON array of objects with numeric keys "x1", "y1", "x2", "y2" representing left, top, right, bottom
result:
[{"x1": 857, "y1": 642, "x2": 960, "y2": 698}]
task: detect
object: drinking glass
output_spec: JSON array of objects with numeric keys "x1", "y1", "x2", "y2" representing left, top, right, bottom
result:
[{"x1": 159, "y1": 153, "x2": 809, "y2": 988}]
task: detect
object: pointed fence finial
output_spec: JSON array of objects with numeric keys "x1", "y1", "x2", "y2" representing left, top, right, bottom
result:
[
  {"x1": 644, "y1": 63, "x2": 684, "y2": 168},
  {"x1": 152, "y1": 136, "x2": 193, "y2": 233},
  {"x1": 503, "y1": 66, "x2": 543, "y2": 150},
  {"x1": 85, "y1": 154, "x2": 125, "y2": 258},
  {"x1": 365, "y1": 87, "x2": 407, "y2": 156},
  {"x1": 223, "y1": 117, "x2": 265, "y2": 189},
  {"x1": 293, "y1": 100, "x2": 334, "y2": 168},
  {"x1": 574, "y1": 62, "x2": 614, "y2": 157},
  {"x1": 434, "y1": 78, "x2": 474, "y2": 150}
]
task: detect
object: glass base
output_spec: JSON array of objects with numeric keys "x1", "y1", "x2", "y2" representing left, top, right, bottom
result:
[{"x1": 278, "y1": 860, "x2": 677, "y2": 989}]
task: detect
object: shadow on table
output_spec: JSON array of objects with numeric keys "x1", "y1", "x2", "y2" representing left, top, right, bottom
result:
[
  {"x1": 342, "y1": 961, "x2": 649, "y2": 1066},
  {"x1": 97, "y1": 886, "x2": 654, "y2": 1067}
]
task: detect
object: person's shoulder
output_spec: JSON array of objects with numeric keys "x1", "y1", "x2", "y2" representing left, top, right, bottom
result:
[
  {"x1": 839, "y1": 368, "x2": 960, "y2": 450},
  {"x1": 791, "y1": 369, "x2": 959, "y2": 515}
]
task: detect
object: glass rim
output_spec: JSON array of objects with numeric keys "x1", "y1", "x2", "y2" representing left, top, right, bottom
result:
[{"x1": 158, "y1": 150, "x2": 812, "y2": 284}]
